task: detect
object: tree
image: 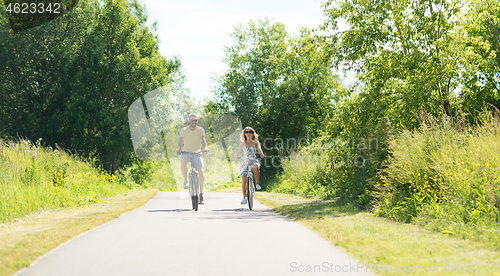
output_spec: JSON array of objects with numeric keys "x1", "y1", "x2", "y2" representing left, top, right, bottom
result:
[
  {"x1": 322, "y1": 0, "x2": 464, "y2": 129},
  {"x1": 0, "y1": 0, "x2": 182, "y2": 174},
  {"x1": 213, "y1": 19, "x2": 341, "y2": 175},
  {"x1": 457, "y1": 0, "x2": 500, "y2": 116}
]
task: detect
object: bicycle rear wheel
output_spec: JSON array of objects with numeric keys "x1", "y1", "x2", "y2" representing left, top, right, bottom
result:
[{"x1": 247, "y1": 175, "x2": 254, "y2": 210}]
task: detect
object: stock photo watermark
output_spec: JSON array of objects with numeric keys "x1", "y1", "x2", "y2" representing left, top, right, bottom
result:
[
  {"x1": 260, "y1": 133, "x2": 379, "y2": 169},
  {"x1": 290, "y1": 261, "x2": 499, "y2": 273}
]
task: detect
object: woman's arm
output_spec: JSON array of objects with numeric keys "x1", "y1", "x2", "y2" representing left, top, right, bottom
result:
[
  {"x1": 233, "y1": 141, "x2": 244, "y2": 159},
  {"x1": 256, "y1": 140, "x2": 265, "y2": 157}
]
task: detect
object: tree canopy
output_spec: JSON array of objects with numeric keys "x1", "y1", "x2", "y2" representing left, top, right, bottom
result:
[
  {"x1": 211, "y1": 19, "x2": 342, "y2": 161},
  {"x1": 0, "y1": 0, "x2": 184, "y2": 174}
]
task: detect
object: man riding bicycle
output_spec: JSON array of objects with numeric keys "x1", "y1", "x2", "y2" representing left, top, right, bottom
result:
[{"x1": 176, "y1": 114, "x2": 210, "y2": 205}]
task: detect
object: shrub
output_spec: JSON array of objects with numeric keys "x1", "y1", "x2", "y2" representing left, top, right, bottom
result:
[
  {"x1": 129, "y1": 160, "x2": 155, "y2": 186},
  {"x1": 0, "y1": 138, "x2": 130, "y2": 223},
  {"x1": 373, "y1": 113, "x2": 500, "y2": 245}
]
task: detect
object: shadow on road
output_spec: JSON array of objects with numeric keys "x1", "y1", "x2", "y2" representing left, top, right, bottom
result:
[
  {"x1": 144, "y1": 207, "x2": 292, "y2": 222},
  {"x1": 211, "y1": 208, "x2": 246, "y2": 212},
  {"x1": 147, "y1": 209, "x2": 194, "y2": 212}
]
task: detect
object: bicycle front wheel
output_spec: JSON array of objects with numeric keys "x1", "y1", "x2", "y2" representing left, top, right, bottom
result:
[
  {"x1": 247, "y1": 175, "x2": 254, "y2": 210},
  {"x1": 191, "y1": 175, "x2": 199, "y2": 211},
  {"x1": 193, "y1": 195, "x2": 199, "y2": 211}
]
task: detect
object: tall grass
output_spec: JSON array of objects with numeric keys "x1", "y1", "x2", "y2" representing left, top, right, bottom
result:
[
  {"x1": 373, "y1": 113, "x2": 500, "y2": 247},
  {"x1": 272, "y1": 134, "x2": 382, "y2": 203},
  {"x1": 272, "y1": 146, "x2": 329, "y2": 197},
  {"x1": 0, "y1": 139, "x2": 131, "y2": 223}
]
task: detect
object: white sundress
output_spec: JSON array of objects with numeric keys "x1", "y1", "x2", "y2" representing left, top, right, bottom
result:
[{"x1": 239, "y1": 143, "x2": 259, "y2": 177}]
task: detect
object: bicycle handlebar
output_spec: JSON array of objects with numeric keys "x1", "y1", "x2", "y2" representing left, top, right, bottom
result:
[
  {"x1": 236, "y1": 156, "x2": 261, "y2": 160},
  {"x1": 180, "y1": 150, "x2": 210, "y2": 155}
]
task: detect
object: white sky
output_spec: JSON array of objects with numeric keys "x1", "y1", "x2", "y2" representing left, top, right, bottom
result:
[{"x1": 139, "y1": 0, "x2": 349, "y2": 100}]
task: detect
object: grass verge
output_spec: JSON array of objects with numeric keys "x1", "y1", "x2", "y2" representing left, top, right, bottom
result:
[
  {"x1": 207, "y1": 180, "x2": 241, "y2": 193},
  {"x1": 256, "y1": 192, "x2": 500, "y2": 276},
  {"x1": 0, "y1": 189, "x2": 158, "y2": 276}
]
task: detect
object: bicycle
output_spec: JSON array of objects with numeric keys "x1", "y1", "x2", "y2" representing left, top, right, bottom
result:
[
  {"x1": 238, "y1": 156, "x2": 260, "y2": 210},
  {"x1": 180, "y1": 150, "x2": 208, "y2": 211}
]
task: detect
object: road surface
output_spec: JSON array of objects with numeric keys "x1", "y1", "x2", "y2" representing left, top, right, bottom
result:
[{"x1": 16, "y1": 192, "x2": 375, "y2": 276}]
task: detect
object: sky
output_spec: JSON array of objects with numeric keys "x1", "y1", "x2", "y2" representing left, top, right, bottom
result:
[{"x1": 138, "y1": 0, "x2": 346, "y2": 100}]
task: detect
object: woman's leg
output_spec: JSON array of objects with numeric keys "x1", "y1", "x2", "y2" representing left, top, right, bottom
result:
[
  {"x1": 241, "y1": 175, "x2": 247, "y2": 198},
  {"x1": 252, "y1": 164, "x2": 260, "y2": 184}
]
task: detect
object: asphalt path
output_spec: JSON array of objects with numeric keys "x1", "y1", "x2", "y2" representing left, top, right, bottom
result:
[{"x1": 16, "y1": 192, "x2": 375, "y2": 276}]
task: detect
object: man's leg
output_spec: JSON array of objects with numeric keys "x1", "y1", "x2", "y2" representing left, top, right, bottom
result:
[{"x1": 181, "y1": 157, "x2": 188, "y2": 183}]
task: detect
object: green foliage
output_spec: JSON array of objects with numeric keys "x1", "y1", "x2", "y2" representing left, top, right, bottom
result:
[
  {"x1": 321, "y1": 0, "x2": 499, "y2": 126},
  {"x1": 129, "y1": 160, "x2": 155, "y2": 186},
  {"x1": 373, "y1": 112, "x2": 500, "y2": 245},
  {"x1": 274, "y1": 149, "x2": 328, "y2": 198},
  {"x1": 52, "y1": 162, "x2": 69, "y2": 187},
  {"x1": 277, "y1": 0, "x2": 500, "y2": 209},
  {"x1": 0, "y1": 138, "x2": 130, "y2": 223},
  {"x1": 457, "y1": 0, "x2": 500, "y2": 116},
  {"x1": 212, "y1": 19, "x2": 342, "y2": 176},
  {"x1": 274, "y1": 130, "x2": 383, "y2": 205},
  {"x1": 0, "y1": 0, "x2": 182, "y2": 174}
]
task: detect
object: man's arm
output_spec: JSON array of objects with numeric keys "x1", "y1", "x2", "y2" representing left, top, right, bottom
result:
[
  {"x1": 201, "y1": 135, "x2": 209, "y2": 152},
  {"x1": 176, "y1": 137, "x2": 183, "y2": 155}
]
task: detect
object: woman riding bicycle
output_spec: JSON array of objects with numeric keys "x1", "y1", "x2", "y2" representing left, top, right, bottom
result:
[{"x1": 233, "y1": 126, "x2": 265, "y2": 204}]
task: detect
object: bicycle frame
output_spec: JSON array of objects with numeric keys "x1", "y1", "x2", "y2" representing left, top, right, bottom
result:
[
  {"x1": 240, "y1": 156, "x2": 259, "y2": 210},
  {"x1": 188, "y1": 161, "x2": 199, "y2": 210},
  {"x1": 180, "y1": 151, "x2": 206, "y2": 211}
]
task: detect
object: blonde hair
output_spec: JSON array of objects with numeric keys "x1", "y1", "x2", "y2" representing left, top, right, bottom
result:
[{"x1": 240, "y1": 126, "x2": 258, "y2": 142}]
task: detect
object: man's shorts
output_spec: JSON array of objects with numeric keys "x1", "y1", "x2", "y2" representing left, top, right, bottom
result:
[{"x1": 181, "y1": 152, "x2": 204, "y2": 168}]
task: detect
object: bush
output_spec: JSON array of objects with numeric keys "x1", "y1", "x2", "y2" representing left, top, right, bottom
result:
[
  {"x1": 274, "y1": 135, "x2": 381, "y2": 205},
  {"x1": 129, "y1": 160, "x2": 155, "y2": 186},
  {"x1": 0, "y1": 138, "x2": 130, "y2": 223},
  {"x1": 373, "y1": 113, "x2": 500, "y2": 245}
]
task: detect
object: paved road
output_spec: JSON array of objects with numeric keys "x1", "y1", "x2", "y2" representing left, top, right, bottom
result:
[{"x1": 16, "y1": 192, "x2": 375, "y2": 276}]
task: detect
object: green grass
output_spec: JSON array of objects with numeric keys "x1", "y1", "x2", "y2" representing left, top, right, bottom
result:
[
  {"x1": 207, "y1": 180, "x2": 241, "y2": 193},
  {"x1": 0, "y1": 138, "x2": 132, "y2": 223},
  {"x1": 269, "y1": 114, "x2": 500, "y2": 249},
  {"x1": 256, "y1": 192, "x2": 500, "y2": 276},
  {"x1": 0, "y1": 189, "x2": 157, "y2": 276},
  {"x1": 373, "y1": 116, "x2": 500, "y2": 247}
]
